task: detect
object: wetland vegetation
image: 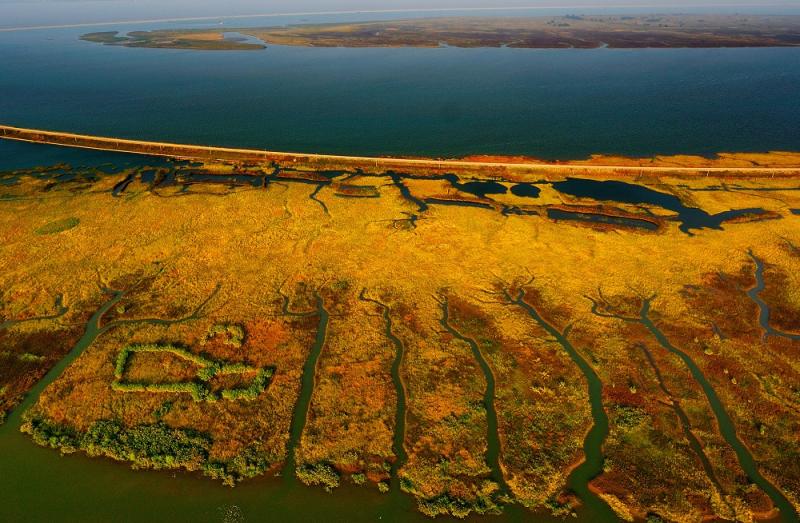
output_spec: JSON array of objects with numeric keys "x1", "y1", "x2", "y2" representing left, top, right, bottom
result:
[
  {"x1": 1, "y1": 151, "x2": 799, "y2": 522},
  {"x1": 80, "y1": 15, "x2": 800, "y2": 51}
]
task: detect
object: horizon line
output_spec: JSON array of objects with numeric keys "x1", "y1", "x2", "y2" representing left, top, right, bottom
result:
[{"x1": 1, "y1": 4, "x2": 797, "y2": 33}]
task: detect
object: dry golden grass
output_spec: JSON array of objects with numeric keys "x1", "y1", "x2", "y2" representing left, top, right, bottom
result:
[{"x1": 2, "y1": 160, "x2": 799, "y2": 519}]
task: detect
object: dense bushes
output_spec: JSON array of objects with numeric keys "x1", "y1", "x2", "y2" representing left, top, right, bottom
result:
[
  {"x1": 23, "y1": 417, "x2": 210, "y2": 471},
  {"x1": 24, "y1": 416, "x2": 81, "y2": 453},
  {"x1": 112, "y1": 344, "x2": 273, "y2": 402},
  {"x1": 417, "y1": 492, "x2": 502, "y2": 519},
  {"x1": 220, "y1": 369, "x2": 273, "y2": 401},
  {"x1": 23, "y1": 416, "x2": 275, "y2": 485},
  {"x1": 111, "y1": 381, "x2": 212, "y2": 402},
  {"x1": 297, "y1": 462, "x2": 340, "y2": 491},
  {"x1": 203, "y1": 445, "x2": 272, "y2": 486},
  {"x1": 114, "y1": 344, "x2": 208, "y2": 380}
]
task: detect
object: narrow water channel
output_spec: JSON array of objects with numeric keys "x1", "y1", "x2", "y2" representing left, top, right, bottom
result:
[
  {"x1": 506, "y1": 289, "x2": 618, "y2": 521},
  {"x1": 746, "y1": 252, "x2": 800, "y2": 342},
  {"x1": 0, "y1": 294, "x2": 67, "y2": 330},
  {"x1": 358, "y1": 291, "x2": 409, "y2": 491},
  {"x1": 440, "y1": 299, "x2": 509, "y2": 496},
  {"x1": 639, "y1": 299, "x2": 799, "y2": 522},
  {"x1": 637, "y1": 344, "x2": 728, "y2": 500},
  {"x1": 281, "y1": 295, "x2": 329, "y2": 482}
]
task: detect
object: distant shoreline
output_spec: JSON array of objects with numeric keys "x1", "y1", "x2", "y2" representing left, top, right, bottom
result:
[
  {"x1": 2, "y1": 125, "x2": 799, "y2": 178},
  {"x1": 78, "y1": 15, "x2": 800, "y2": 51},
  {"x1": 6, "y1": 5, "x2": 796, "y2": 33}
]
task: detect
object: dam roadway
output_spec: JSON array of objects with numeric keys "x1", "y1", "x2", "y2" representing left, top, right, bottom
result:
[{"x1": 2, "y1": 124, "x2": 800, "y2": 177}]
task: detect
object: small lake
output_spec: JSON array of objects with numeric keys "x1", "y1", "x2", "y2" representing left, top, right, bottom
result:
[{"x1": 552, "y1": 178, "x2": 769, "y2": 233}]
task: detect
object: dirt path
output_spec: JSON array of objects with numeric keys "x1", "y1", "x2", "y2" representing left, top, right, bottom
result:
[{"x1": 3, "y1": 125, "x2": 800, "y2": 177}]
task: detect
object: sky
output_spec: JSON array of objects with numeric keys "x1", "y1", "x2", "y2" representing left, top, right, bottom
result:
[{"x1": 1, "y1": 0, "x2": 799, "y2": 30}]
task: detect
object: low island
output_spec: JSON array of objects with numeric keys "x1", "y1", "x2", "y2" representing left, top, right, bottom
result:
[{"x1": 81, "y1": 14, "x2": 800, "y2": 51}]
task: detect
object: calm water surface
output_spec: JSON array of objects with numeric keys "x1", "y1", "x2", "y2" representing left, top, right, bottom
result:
[{"x1": 1, "y1": 18, "x2": 800, "y2": 169}]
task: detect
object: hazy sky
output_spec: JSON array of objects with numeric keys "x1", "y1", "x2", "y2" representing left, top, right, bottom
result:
[{"x1": 1, "y1": 0, "x2": 799, "y2": 29}]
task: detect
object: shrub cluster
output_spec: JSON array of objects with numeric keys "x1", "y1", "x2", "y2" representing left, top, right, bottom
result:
[
  {"x1": 417, "y1": 493, "x2": 502, "y2": 519},
  {"x1": 23, "y1": 416, "x2": 279, "y2": 485},
  {"x1": 201, "y1": 323, "x2": 245, "y2": 348},
  {"x1": 23, "y1": 418, "x2": 210, "y2": 471},
  {"x1": 297, "y1": 462, "x2": 340, "y2": 491},
  {"x1": 220, "y1": 369, "x2": 273, "y2": 401},
  {"x1": 111, "y1": 381, "x2": 213, "y2": 402},
  {"x1": 115, "y1": 344, "x2": 209, "y2": 380},
  {"x1": 203, "y1": 445, "x2": 272, "y2": 486},
  {"x1": 112, "y1": 344, "x2": 273, "y2": 402}
]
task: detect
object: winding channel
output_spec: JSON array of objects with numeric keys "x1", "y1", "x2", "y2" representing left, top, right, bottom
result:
[
  {"x1": 637, "y1": 343, "x2": 728, "y2": 502},
  {"x1": 2, "y1": 282, "x2": 219, "y2": 426},
  {"x1": 0, "y1": 294, "x2": 67, "y2": 330},
  {"x1": 281, "y1": 294, "x2": 329, "y2": 482},
  {"x1": 639, "y1": 299, "x2": 799, "y2": 522},
  {"x1": 357, "y1": 290, "x2": 408, "y2": 491},
  {"x1": 504, "y1": 289, "x2": 618, "y2": 521},
  {"x1": 1, "y1": 290, "x2": 126, "y2": 428},
  {"x1": 439, "y1": 298, "x2": 509, "y2": 497},
  {"x1": 746, "y1": 252, "x2": 800, "y2": 342}
]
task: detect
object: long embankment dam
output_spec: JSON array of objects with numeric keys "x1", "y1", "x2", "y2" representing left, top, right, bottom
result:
[{"x1": 2, "y1": 124, "x2": 800, "y2": 177}]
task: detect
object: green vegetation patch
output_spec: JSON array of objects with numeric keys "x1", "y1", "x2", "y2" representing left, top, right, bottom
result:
[
  {"x1": 204, "y1": 445, "x2": 273, "y2": 486},
  {"x1": 35, "y1": 217, "x2": 79, "y2": 235},
  {"x1": 417, "y1": 492, "x2": 502, "y2": 518},
  {"x1": 112, "y1": 343, "x2": 272, "y2": 402},
  {"x1": 297, "y1": 462, "x2": 340, "y2": 491},
  {"x1": 18, "y1": 352, "x2": 46, "y2": 363},
  {"x1": 202, "y1": 323, "x2": 245, "y2": 348},
  {"x1": 23, "y1": 416, "x2": 276, "y2": 485},
  {"x1": 23, "y1": 417, "x2": 210, "y2": 470}
]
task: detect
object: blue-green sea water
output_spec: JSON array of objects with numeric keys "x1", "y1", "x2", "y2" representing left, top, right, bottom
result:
[{"x1": 1, "y1": 14, "x2": 800, "y2": 170}]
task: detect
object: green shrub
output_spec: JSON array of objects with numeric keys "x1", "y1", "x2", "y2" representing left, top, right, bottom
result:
[
  {"x1": 297, "y1": 463, "x2": 340, "y2": 491},
  {"x1": 18, "y1": 352, "x2": 45, "y2": 363},
  {"x1": 21, "y1": 416, "x2": 81, "y2": 453},
  {"x1": 81, "y1": 420, "x2": 210, "y2": 470},
  {"x1": 418, "y1": 493, "x2": 502, "y2": 518},
  {"x1": 152, "y1": 401, "x2": 173, "y2": 419},
  {"x1": 220, "y1": 369, "x2": 273, "y2": 401},
  {"x1": 35, "y1": 217, "x2": 79, "y2": 235},
  {"x1": 112, "y1": 344, "x2": 270, "y2": 403},
  {"x1": 614, "y1": 405, "x2": 647, "y2": 428},
  {"x1": 351, "y1": 472, "x2": 366, "y2": 485}
]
